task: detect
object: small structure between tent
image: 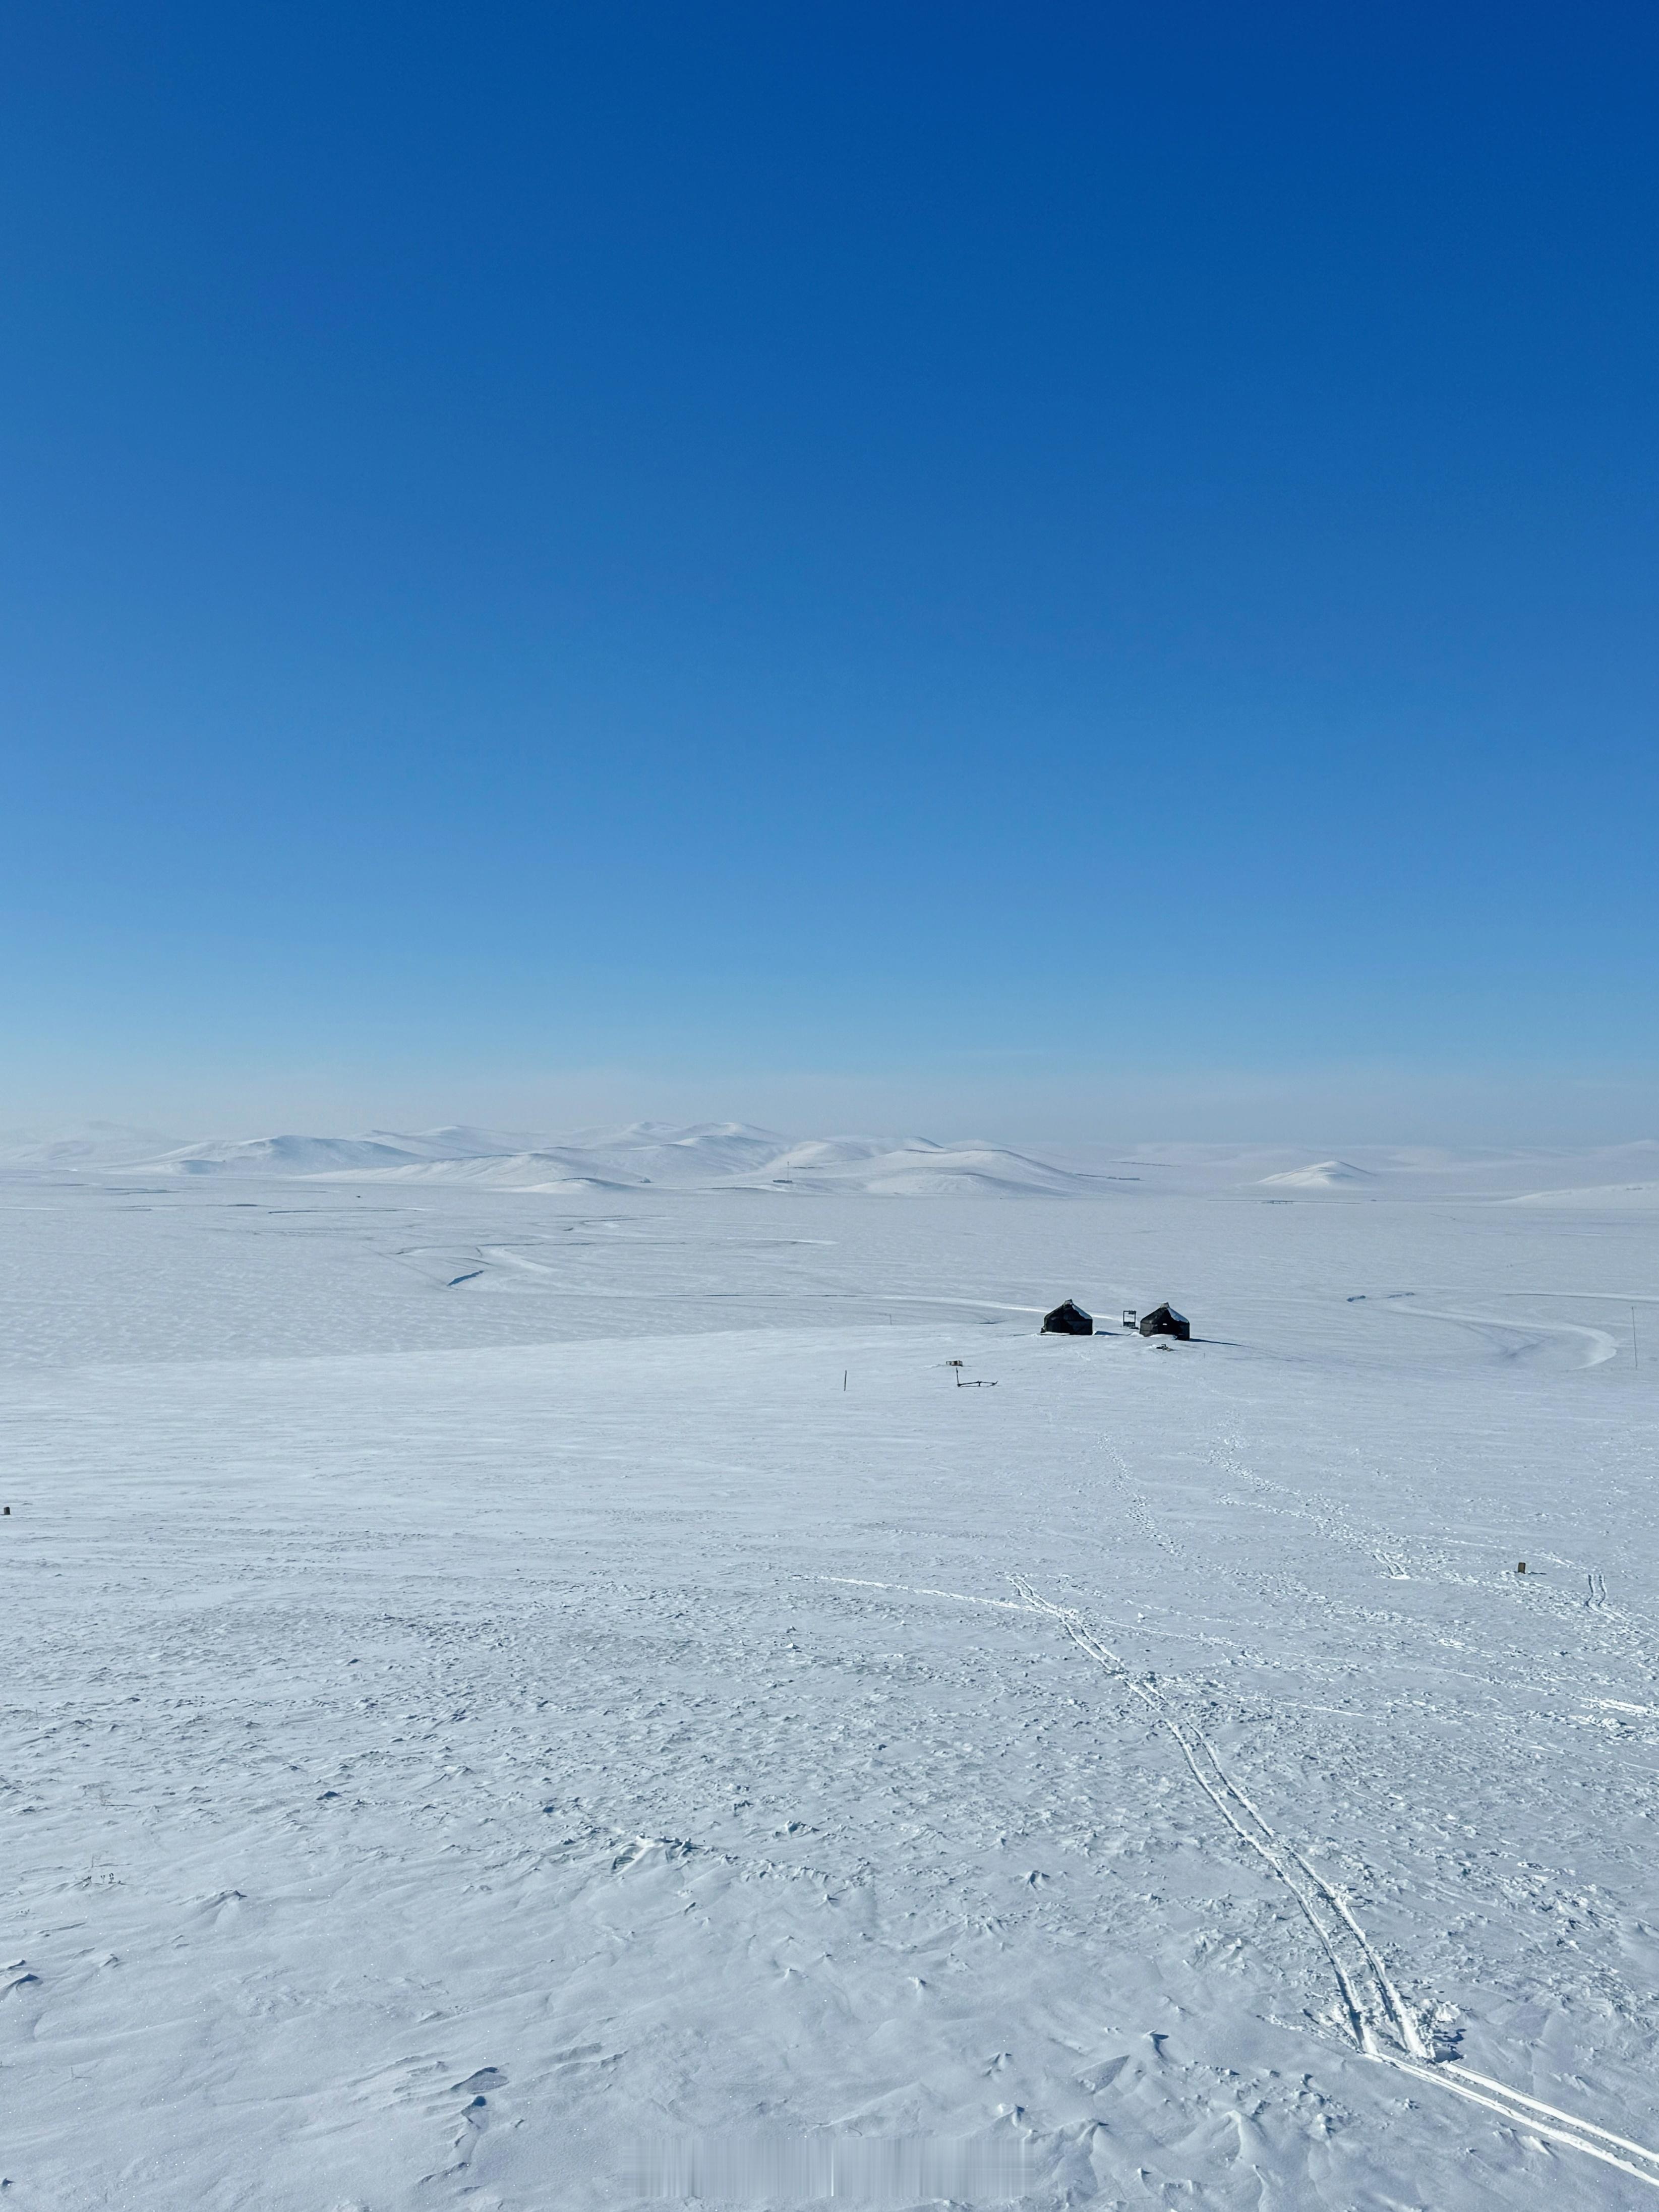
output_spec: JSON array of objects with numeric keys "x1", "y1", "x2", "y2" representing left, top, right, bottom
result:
[
  {"x1": 1139, "y1": 1302, "x2": 1190, "y2": 1341},
  {"x1": 1041, "y1": 1299, "x2": 1093, "y2": 1336}
]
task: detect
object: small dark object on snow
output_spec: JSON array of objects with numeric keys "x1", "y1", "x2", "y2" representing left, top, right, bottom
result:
[
  {"x1": 1121, "y1": 1309, "x2": 1137, "y2": 1330},
  {"x1": 3, "y1": 1505, "x2": 9, "y2": 1515},
  {"x1": 1042, "y1": 1299, "x2": 1093, "y2": 1336},
  {"x1": 1139, "y1": 1303, "x2": 1191, "y2": 1342},
  {"x1": 1517, "y1": 1561, "x2": 1526, "y2": 1574}
]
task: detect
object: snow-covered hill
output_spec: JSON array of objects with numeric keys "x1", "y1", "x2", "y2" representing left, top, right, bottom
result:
[
  {"x1": 1258, "y1": 1158, "x2": 1373, "y2": 1189},
  {"x1": 745, "y1": 1136, "x2": 1093, "y2": 1197},
  {"x1": 130, "y1": 1121, "x2": 1107, "y2": 1197},
  {"x1": 0, "y1": 1121, "x2": 181, "y2": 1169},
  {"x1": 1508, "y1": 1178, "x2": 1659, "y2": 1209},
  {"x1": 159, "y1": 1133, "x2": 433, "y2": 1175}
]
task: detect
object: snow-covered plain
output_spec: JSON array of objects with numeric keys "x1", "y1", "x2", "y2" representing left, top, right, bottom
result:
[{"x1": 3, "y1": 1129, "x2": 1658, "y2": 2208}]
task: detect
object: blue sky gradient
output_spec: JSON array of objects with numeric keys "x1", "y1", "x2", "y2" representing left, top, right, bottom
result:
[{"x1": 4, "y1": 3, "x2": 1657, "y2": 1139}]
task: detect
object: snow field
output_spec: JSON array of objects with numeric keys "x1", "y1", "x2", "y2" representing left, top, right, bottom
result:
[{"x1": 1, "y1": 1171, "x2": 1658, "y2": 2206}]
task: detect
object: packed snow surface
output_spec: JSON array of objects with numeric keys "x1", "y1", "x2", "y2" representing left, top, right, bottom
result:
[{"x1": 2, "y1": 1130, "x2": 1658, "y2": 2208}]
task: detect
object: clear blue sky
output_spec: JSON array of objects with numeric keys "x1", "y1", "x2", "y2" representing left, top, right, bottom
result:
[{"x1": 3, "y1": 3, "x2": 1656, "y2": 1141}]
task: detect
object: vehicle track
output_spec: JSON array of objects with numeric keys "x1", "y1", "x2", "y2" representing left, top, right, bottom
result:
[
  {"x1": 1014, "y1": 1576, "x2": 1659, "y2": 2193},
  {"x1": 1381, "y1": 1293, "x2": 1620, "y2": 1368}
]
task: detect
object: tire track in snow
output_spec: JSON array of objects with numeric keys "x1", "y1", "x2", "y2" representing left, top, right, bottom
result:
[
  {"x1": 1382, "y1": 1294, "x2": 1620, "y2": 1367},
  {"x1": 1014, "y1": 1577, "x2": 1659, "y2": 2194}
]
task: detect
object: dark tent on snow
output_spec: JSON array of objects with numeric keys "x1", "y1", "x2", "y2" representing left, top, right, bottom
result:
[
  {"x1": 1139, "y1": 1302, "x2": 1190, "y2": 1341},
  {"x1": 1042, "y1": 1299, "x2": 1093, "y2": 1336}
]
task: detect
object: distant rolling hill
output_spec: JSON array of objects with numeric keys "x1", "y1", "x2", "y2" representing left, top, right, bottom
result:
[
  {"x1": 1257, "y1": 1159, "x2": 1374, "y2": 1190},
  {"x1": 122, "y1": 1121, "x2": 1110, "y2": 1197}
]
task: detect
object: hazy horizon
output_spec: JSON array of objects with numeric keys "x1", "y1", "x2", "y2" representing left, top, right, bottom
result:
[{"x1": 8, "y1": 1101, "x2": 1659, "y2": 1160}]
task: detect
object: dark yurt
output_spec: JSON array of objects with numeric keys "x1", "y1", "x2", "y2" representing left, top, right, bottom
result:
[
  {"x1": 1042, "y1": 1299, "x2": 1094, "y2": 1336},
  {"x1": 1139, "y1": 1302, "x2": 1190, "y2": 1341}
]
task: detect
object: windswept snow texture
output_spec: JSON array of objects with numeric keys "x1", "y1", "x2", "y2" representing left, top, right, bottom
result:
[{"x1": 2, "y1": 1140, "x2": 1659, "y2": 2209}]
